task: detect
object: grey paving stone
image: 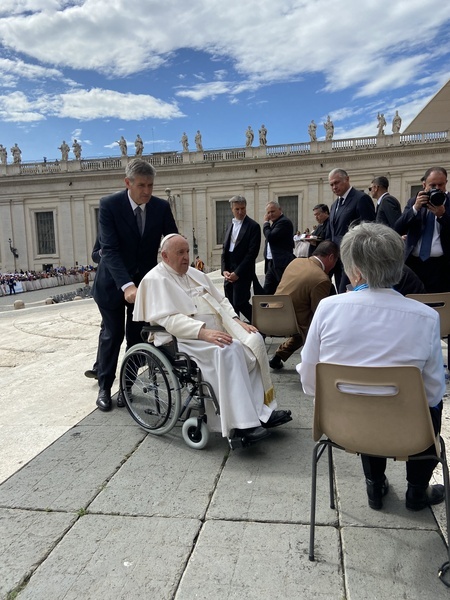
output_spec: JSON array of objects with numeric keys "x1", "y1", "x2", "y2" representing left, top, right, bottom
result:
[
  {"x1": 0, "y1": 508, "x2": 76, "y2": 599},
  {"x1": 0, "y1": 425, "x2": 146, "y2": 511},
  {"x1": 176, "y1": 520, "x2": 344, "y2": 600},
  {"x1": 342, "y1": 527, "x2": 450, "y2": 599},
  {"x1": 334, "y1": 451, "x2": 438, "y2": 530},
  {"x1": 208, "y1": 429, "x2": 337, "y2": 525},
  {"x1": 16, "y1": 514, "x2": 201, "y2": 600},
  {"x1": 89, "y1": 431, "x2": 228, "y2": 518}
]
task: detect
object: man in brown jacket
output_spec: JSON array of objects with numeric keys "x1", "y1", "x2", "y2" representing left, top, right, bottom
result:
[{"x1": 269, "y1": 240, "x2": 339, "y2": 370}]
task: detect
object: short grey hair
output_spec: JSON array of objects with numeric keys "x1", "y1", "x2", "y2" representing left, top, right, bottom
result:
[
  {"x1": 266, "y1": 200, "x2": 281, "y2": 209},
  {"x1": 329, "y1": 168, "x2": 348, "y2": 179},
  {"x1": 340, "y1": 222, "x2": 404, "y2": 288},
  {"x1": 229, "y1": 195, "x2": 247, "y2": 206},
  {"x1": 125, "y1": 158, "x2": 156, "y2": 180}
]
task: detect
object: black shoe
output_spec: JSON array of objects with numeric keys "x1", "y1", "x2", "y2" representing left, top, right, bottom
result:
[
  {"x1": 405, "y1": 484, "x2": 445, "y2": 511},
  {"x1": 269, "y1": 354, "x2": 283, "y2": 370},
  {"x1": 84, "y1": 369, "x2": 98, "y2": 379},
  {"x1": 116, "y1": 390, "x2": 125, "y2": 408},
  {"x1": 234, "y1": 426, "x2": 271, "y2": 444},
  {"x1": 96, "y1": 389, "x2": 112, "y2": 412},
  {"x1": 262, "y1": 409, "x2": 292, "y2": 429},
  {"x1": 366, "y1": 476, "x2": 389, "y2": 510}
]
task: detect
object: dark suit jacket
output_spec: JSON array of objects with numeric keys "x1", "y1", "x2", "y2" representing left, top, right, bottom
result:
[
  {"x1": 375, "y1": 193, "x2": 402, "y2": 228},
  {"x1": 394, "y1": 193, "x2": 450, "y2": 259},
  {"x1": 263, "y1": 214, "x2": 295, "y2": 272},
  {"x1": 221, "y1": 215, "x2": 261, "y2": 280},
  {"x1": 92, "y1": 190, "x2": 177, "y2": 308},
  {"x1": 329, "y1": 187, "x2": 376, "y2": 245},
  {"x1": 307, "y1": 217, "x2": 331, "y2": 256},
  {"x1": 91, "y1": 236, "x2": 101, "y2": 264}
]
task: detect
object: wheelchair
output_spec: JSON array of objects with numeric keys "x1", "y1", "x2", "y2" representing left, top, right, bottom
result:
[{"x1": 119, "y1": 325, "x2": 257, "y2": 450}]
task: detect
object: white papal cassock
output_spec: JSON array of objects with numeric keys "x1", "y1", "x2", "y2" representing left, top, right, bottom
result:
[{"x1": 133, "y1": 262, "x2": 276, "y2": 437}]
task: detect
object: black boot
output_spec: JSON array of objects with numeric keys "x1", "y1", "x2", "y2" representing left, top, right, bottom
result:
[
  {"x1": 365, "y1": 476, "x2": 389, "y2": 510},
  {"x1": 405, "y1": 484, "x2": 445, "y2": 511}
]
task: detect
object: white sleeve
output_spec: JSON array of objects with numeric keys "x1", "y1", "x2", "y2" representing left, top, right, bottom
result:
[{"x1": 296, "y1": 308, "x2": 322, "y2": 395}]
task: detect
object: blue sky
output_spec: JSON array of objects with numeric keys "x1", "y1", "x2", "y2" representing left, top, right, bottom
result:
[{"x1": 0, "y1": 0, "x2": 449, "y2": 163}]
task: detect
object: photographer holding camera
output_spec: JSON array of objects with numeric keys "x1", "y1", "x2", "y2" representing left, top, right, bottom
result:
[{"x1": 395, "y1": 166, "x2": 450, "y2": 292}]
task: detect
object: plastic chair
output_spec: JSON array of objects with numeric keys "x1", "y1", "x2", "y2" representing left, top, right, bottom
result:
[
  {"x1": 406, "y1": 292, "x2": 450, "y2": 368},
  {"x1": 251, "y1": 294, "x2": 300, "y2": 337},
  {"x1": 309, "y1": 363, "x2": 450, "y2": 586}
]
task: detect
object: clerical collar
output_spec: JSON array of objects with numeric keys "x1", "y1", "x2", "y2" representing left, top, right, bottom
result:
[{"x1": 162, "y1": 262, "x2": 187, "y2": 278}]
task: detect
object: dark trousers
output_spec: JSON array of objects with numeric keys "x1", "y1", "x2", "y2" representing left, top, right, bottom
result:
[
  {"x1": 275, "y1": 333, "x2": 304, "y2": 362},
  {"x1": 263, "y1": 260, "x2": 282, "y2": 295},
  {"x1": 361, "y1": 401, "x2": 443, "y2": 487},
  {"x1": 96, "y1": 301, "x2": 144, "y2": 391},
  {"x1": 406, "y1": 255, "x2": 450, "y2": 293},
  {"x1": 224, "y1": 277, "x2": 253, "y2": 322}
]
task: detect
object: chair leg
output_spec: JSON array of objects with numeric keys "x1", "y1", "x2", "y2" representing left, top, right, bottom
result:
[
  {"x1": 328, "y1": 444, "x2": 335, "y2": 509},
  {"x1": 309, "y1": 442, "x2": 321, "y2": 561},
  {"x1": 438, "y1": 438, "x2": 450, "y2": 586}
]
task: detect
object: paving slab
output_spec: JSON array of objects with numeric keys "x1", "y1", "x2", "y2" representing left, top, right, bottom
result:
[
  {"x1": 342, "y1": 527, "x2": 450, "y2": 599},
  {"x1": 15, "y1": 514, "x2": 201, "y2": 600},
  {"x1": 208, "y1": 428, "x2": 337, "y2": 525},
  {"x1": 0, "y1": 508, "x2": 77, "y2": 599},
  {"x1": 89, "y1": 430, "x2": 229, "y2": 518},
  {"x1": 334, "y1": 450, "x2": 439, "y2": 530},
  {"x1": 176, "y1": 519, "x2": 344, "y2": 600},
  {"x1": 0, "y1": 423, "x2": 146, "y2": 511}
]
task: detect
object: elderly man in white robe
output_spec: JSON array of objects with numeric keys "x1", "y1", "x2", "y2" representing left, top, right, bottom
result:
[{"x1": 133, "y1": 234, "x2": 292, "y2": 444}]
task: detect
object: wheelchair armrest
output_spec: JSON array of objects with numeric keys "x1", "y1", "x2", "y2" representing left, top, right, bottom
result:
[{"x1": 140, "y1": 324, "x2": 179, "y2": 356}]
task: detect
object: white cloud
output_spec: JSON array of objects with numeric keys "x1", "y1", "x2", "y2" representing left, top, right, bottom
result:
[
  {"x1": 0, "y1": 0, "x2": 448, "y2": 87},
  {"x1": 0, "y1": 88, "x2": 184, "y2": 122}
]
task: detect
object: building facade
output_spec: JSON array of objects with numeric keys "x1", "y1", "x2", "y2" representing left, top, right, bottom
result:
[{"x1": 1, "y1": 131, "x2": 449, "y2": 273}]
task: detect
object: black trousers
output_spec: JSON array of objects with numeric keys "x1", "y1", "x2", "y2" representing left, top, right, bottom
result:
[
  {"x1": 96, "y1": 301, "x2": 144, "y2": 391},
  {"x1": 406, "y1": 255, "x2": 450, "y2": 293},
  {"x1": 224, "y1": 276, "x2": 253, "y2": 322},
  {"x1": 361, "y1": 401, "x2": 443, "y2": 487}
]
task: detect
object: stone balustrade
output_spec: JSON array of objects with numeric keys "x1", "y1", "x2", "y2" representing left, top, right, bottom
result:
[{"x1": 0, "y1": 130, "x2": 448, "y2": 177}]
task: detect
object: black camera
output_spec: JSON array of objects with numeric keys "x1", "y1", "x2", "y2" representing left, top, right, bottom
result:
[{"x1": 425, "y1": 187, "x2": 446, "y2": 207}]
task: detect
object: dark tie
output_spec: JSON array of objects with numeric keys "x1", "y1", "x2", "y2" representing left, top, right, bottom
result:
[
  {"x1": 419, "y1": 210, "x2": 435, "y2": 261},
  {"x1": 334, "y1": 197, "x2": 344, "y2": 220},
  {"x1": 135, "y1": 206, "x2": 144, "y2": 236}
]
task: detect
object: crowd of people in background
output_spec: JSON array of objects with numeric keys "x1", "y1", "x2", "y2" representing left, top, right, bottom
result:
[{"x1": 0, "y1": 264, "x2": 97, "y2": 296}]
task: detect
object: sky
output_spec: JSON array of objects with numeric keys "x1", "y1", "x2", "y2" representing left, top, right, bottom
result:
[{"x1": 0, "y1": 0, "x2": 449, "y2": 163}]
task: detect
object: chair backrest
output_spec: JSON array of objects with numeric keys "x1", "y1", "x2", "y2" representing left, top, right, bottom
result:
[
  {"x1": 314, "y1": 363, "x2": 439, "y2": 459},
  {"x1": 252, "y1": 295, "x2": 300, "y2": 337},
  {"x1": 406, "y1": 292, "x2": 450, "y2": 338}
]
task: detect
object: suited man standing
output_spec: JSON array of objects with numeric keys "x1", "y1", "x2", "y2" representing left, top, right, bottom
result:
[
  {"x1": 262, "y1": 201, "x2": 295, "y2": 294},
  {"x1": 92, "y1": 159, "x2": 177, "y2": 411},
  {"x1": 328, "y1": 168, "x2": 376, "y2": 292},
  {"x1": 370, "y1": 176, "x2": 401, "y2": 228},
  {"x1": 221, "y1": 195, "x2": 261, "y2": 322},
  {"x1": 395, "y1": 166, "x2": 450, "y2": 292}
]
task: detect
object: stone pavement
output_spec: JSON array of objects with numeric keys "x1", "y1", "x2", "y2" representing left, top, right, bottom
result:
[{"x1": 1, "y1": 297, "x2": 450, "y2": 599}]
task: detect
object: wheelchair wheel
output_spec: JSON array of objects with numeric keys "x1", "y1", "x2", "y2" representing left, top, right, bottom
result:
[
  {"x1": 182, "y1": 417, "x2": 210, "y2": 450},
  {"x1": 120, "y1": 343, "x2": 181, "y2": 435}
]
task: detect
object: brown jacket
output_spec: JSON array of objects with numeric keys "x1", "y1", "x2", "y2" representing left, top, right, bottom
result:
[{"x1": 275, "y1": 257, "x2": 332, "y2": 339}]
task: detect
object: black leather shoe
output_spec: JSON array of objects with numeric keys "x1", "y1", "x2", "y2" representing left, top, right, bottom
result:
[
  {"x1": 116, "y1": 390, "x2": 125, "y2": 408},
  {"x1": 261, "y1": 409, "x2": 292, "y2": 429},
  {"x1": 269, "y1": 355, "x2": 283, "y2": 370},
  {"x1": 406, "y1": 484, "x2": 445, "y2": 511},
  {"x1": 84, "y1": 369, "x2": 98, "y2": 379},
  {"x1": 366, "y1": 476, "x2": 389, "y2": 510},
  {"x1": 96, "y1": 389, "x2": 112, "y2": 412},
  {"x1": 234, "y1": 426, "x2": 271, "y2": 444}
]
